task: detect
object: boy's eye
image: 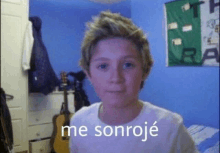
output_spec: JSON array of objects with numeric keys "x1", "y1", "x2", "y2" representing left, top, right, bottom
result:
[
  {"x1": 123, "y1": 62, "x2": 135, "y2": 69},
  {"x1": 97, "y1": 64, "x2": 108, "y2": 70}
]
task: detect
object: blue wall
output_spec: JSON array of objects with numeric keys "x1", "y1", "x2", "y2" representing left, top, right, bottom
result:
[
  {"x1": 30, "y1": 0, "x2": 131, "y2": 75},
  {"x1": 131, "y1": 0, "x2": 219, "y2": 128},
  {"x1": 30, "y1": 0, "x2": 219, "y2": 128}
]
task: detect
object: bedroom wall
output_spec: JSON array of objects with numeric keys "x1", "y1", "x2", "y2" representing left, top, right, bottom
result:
[
  {"x1": 131, "y1": 0, "x2": 219, "y2": 128},
  {"x1": 29, "y1": 0, "x2": 219, "y2": 128},
  {"x1": 29, "y1": 0, "x2": 131, "y2": 103}
]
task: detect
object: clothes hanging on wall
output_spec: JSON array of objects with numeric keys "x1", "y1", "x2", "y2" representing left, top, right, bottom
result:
[
  {"x1": 0, "y1": 88, "x2": 14, "y2": 153},
  {"x1": 22, "y1": 21, "x2": 34, "y2": 71},
  {"x1": 28, "y1": 16, "x2": 60, "y2": 95}
]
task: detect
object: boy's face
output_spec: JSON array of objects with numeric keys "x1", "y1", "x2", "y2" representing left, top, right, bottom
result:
[{"x1": 85, "y1": 37, "x2": 146, "y2": 108}]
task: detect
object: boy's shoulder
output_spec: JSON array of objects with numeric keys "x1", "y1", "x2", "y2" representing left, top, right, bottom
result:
[
  {"x1": 70, "y1": 102, "x2": 100, "y2": 124},
  {"x1": 141, "y1": 100, "x2": 183, "y2": 126}
]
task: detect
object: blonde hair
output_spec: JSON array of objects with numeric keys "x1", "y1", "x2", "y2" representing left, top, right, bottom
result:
[{"x1": 79, "y1": 10, "x2": 153, "y2": 89}]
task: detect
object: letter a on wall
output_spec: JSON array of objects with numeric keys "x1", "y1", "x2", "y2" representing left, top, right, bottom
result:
[{"x1": 164, "y1": 0, "x2": 219, "y2": 66}]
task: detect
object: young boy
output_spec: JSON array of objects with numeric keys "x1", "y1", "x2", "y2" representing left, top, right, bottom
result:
[{"x1": 69, "y1": 10, "x2": 198, "y2": 153}]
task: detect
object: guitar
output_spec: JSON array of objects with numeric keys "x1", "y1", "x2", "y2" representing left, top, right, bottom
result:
[{"x1": 51, "y1": 72, "x2": 74, "y2": 153}]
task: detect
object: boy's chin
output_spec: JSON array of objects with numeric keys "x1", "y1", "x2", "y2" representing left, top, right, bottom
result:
[{"x1": 102, "y1": 99, "x2": 133, "y2": 108}]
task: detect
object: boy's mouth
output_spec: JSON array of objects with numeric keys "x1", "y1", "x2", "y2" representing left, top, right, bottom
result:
[{"x1": 107, "y1": 91, "x2": 124, "y2": 93}]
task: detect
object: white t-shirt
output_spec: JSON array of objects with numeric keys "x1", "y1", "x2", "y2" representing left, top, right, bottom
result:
[{"x1": 69, "y1": 100, "x2": 198, "y2": 153}]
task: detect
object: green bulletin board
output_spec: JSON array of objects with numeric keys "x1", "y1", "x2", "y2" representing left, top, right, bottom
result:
[{"x1": 165, "y1": 0, "x2": 219, "y2": 66}]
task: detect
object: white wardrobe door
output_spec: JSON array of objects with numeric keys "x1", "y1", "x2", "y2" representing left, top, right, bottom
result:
[{"x1": 1, "y1": 0, "x2": 29, "y2": 152}]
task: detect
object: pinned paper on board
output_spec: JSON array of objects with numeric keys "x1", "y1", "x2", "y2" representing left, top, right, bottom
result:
[
  {"x1": 182, "y1": 24, "x2": 192, "y2": 32},
  {"x1": 168, "y1": 22, "x2": 178, "y2": 30},
  {"x1": 172, "y1": 38, "x2": 182, "y2": 45},
  {"x1": 182, "y1": 3, "x2": 190, "y2": 11}
]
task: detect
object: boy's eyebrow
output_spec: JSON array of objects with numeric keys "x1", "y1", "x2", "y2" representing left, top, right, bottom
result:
[
  {"x1": 122, "y1": 55, "x2": 139, "y2": 59},
  {"x1": 92, "y1": 55, "x2": 139, "y2": 62},
  {"x1": 92, "y1": 57, "x2": 110, "y2": 62}
]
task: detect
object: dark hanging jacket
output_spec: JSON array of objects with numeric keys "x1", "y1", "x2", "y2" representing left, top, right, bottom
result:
[
  {"x1": 28, "y1": 16, "x2": 60, "y2": 95},
  {"x1": 0, "y1": 88, "x2": 13, "y2": 153}
]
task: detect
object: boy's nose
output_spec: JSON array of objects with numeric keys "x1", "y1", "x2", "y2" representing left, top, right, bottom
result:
[{"x1": 109, "y1": 67, "x2": 124, "y2": 83}]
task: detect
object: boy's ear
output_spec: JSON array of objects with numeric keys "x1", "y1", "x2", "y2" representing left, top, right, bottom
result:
[
  {"x1": 83, "y1": 70, "x2": 92, "y2": 82},
  {"x1": 142, "y1": 72, "x2": 148, "y2": 81}
]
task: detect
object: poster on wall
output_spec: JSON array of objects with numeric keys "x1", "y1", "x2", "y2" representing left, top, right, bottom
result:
[{"x1": 164, "y1": 0, "x2": 219, "y2": 66}]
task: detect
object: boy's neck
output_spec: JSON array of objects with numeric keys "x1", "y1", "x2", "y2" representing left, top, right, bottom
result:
[{"x1": 98, "y1": 100, "x2": 143, "y2": 126}]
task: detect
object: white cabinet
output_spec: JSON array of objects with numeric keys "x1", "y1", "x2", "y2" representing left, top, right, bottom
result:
[
  {"x1": 30, "y1": 139, "x2": 51, "y2": 153},
  {"x1": 28, "y1": 91, "x2": 75, "y2": 153}
]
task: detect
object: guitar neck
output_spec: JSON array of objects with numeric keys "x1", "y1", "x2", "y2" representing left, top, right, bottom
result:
[
  {"x1": 63, "y1": 86, "x2": 71, "y2": 127},
  {"x1": 63, "y1": 86, "x2": 70, "y2": 114},
  {"x1": 60, "y1": 71, "x2": 71, "y2": 127}
]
